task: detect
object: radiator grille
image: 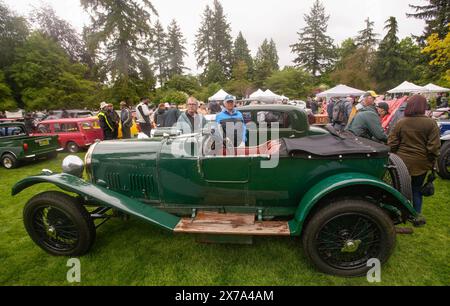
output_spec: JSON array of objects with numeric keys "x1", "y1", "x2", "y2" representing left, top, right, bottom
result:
[
  {"x1": 105, "y1": 172, "x2": 121, "y2": 189},
  {"x1": 129, "y1": 174, "x2": 153, "y2": 192}
]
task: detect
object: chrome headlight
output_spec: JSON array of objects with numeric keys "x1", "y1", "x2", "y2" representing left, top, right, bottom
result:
[
  {"x1": 62, "y1": 155, "x2": 84, "y2": 178},
  {"x1": 84, "y1": 142, "x2": 98, "y2": 181}
]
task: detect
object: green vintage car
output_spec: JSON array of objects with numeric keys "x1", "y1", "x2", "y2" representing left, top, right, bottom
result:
[
  {"x1": 12, "y1": 105, "x2": 418, "y2": 276},
  {"x1": 1, "y1": 122, "x2": 61, "y2": 169}
]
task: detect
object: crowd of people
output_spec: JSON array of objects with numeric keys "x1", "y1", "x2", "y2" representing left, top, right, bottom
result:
[
  {"x1": 309, "y1": 92, "x2": 441, "y2": 227},
  {"x1": 2, "y1": 90, "x2": 445, "y2": 226}
]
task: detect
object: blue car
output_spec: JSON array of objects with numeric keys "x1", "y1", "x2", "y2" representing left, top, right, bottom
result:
[{"x1": 432, "y1": 108, "x2": 450, "y2": 136}]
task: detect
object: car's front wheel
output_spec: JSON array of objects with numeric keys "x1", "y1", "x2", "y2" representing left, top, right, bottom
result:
[
  {"x1": 302, "y1": 199, "x2": 396, "y2": 277},
  {"x1": 23, "y1": 191, "x2": 96, "y2": 256}
]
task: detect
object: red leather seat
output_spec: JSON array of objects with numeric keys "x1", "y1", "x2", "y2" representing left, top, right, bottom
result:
[{"x1": 221, "y1": 140, "x2": 281, "y2": 156}]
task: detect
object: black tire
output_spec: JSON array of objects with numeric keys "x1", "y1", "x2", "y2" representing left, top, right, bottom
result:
[
  {"x1": 66, "y1": 142, "x2": 79, "y2": 153},
  {"x1": 383, "y1": 153, "x2": 412, "y2": 201},
  {"x1": 23, "y1": 191, "x2": 96, "y2": 256},
  {"x1": 437, "y1": 142, "x2": 450, "y2": 180},
  {"x1": 1, "y1": 153, "x2": 18, "y2": 169},
  {"x1": 302, "y1": 199, "x2": 396, "y2": 277}
]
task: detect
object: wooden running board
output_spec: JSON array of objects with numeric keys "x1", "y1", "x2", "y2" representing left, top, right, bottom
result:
[{"x1": 173, "y1": 211, "x2": 290, "y2": 236}]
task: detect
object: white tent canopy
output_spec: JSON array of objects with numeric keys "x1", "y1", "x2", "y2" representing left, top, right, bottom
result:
[
  {"x1": 387, "y1": 81, "x2": 428, "y2": 94},
  {"x1": 316, "y1": 84, "x2": 366, "y2": 98},
  {"x1": 424, "y1": 83, "x2": 450, "y2": 93},
  {"x1": 249, "y1": 89, "x2": 264, "y2": 99},
  {"x1": 208, "y1": 89, "x2": 231, "y2": 101},
  {"x1": 258, "y1": 89, "x2": 283, "y2": 103}
]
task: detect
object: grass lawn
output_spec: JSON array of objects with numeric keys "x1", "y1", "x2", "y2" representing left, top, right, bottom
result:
[{"x1": 0, "y1": 153, "x2": 449, "y2": 286}]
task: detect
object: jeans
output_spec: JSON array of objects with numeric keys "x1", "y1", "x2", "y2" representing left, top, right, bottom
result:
[
  {"x1": 411, "y1": 174, "x2": 427, "y2": 214},
  {"x1": 121, "y1": 126, "x2": 131, "y2": 139},
  {"x1": 139, "y1": 122, "x2": 152, "y2": 137}
]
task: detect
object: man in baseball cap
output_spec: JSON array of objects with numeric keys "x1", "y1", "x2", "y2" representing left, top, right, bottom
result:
[{"x1": 215, "y1": 95, "x2": 247, "y2": 148}]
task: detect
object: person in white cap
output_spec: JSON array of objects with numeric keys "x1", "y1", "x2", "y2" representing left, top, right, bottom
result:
[{"x1": 97, "y1": 102, "x2": 115, "y2": 140}]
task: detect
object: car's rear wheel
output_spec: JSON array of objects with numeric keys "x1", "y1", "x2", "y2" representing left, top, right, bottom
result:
[
  {"x1": 1, "y1": 153, "x2": 18, "y2": 169},
  {"x1": 302, "y1": 199, "x2": 396, "y2": 277},
  {"x1": 437, "y1": 142, "x2": 450, "y2": 180},
  {"x1": 23, "y1": 191, "x2": 96, "y2": 256},
  {"x1": 383, "y1": 153, "x2": 412, "y2": 201},
  {"x1": 66, "y1": 142, "x2": 79, "y2": 153}
]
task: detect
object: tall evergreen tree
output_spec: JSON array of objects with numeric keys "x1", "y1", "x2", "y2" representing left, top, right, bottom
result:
[
  {"x1": 166, "y1": 19, "x2": 187, "y2": 79},
  {"x1": 373, "y1": 17, "x2": 403, "y2": 91},
  {"x1": 254, "y1": 39, "x2": 280, "y2": 86},
  {"x1": 195, "y1": 0, "x2": 233, "y2": 77},
  {"x1": 194, "y1": 5, "x2": 213, "y2": 69},
  {"x1": 233, "y1": 31, "x2": 253, "y2": 78},
  {"x1": 407, "y1": 0, "x2": 450, "y2": 41},
  {"x1": 356, "y1": 18, "x2": 379, "y2": 50},
  {"x1": 152, "y1": 20, "x2": 169, "y2": 86},
  {"x1": 290, "y1": 0, "x2": 336, "y2": 76},
  {"x1": 80, "y1": 0, "x2": 157, "y2": 100}
]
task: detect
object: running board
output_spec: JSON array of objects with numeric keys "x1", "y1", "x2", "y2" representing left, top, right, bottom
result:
[{"x1": 173, "y1": 211, "x2": 290, "y2": 236}]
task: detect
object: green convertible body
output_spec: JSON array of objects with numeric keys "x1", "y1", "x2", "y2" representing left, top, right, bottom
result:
[{"x1": 12, "y1": 105, "x2": 418, "y2": 276}]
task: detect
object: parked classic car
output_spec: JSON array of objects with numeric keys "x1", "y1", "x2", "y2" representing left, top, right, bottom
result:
[
  {"x1": 12, "y1": 105, "x2": 418, "y2": 277},
  {"x1": 431, "y1": 107, "x2": 450, "y2": 137},
  {"x1": 0, "y1": 122, "x2": 61, "y2": 169},
  {"x1": 437, "y1": 133, "x2": 450, "y2": 179},
  {"x1": 33, "y1": 118, "x2": 104, "y2": 153}
]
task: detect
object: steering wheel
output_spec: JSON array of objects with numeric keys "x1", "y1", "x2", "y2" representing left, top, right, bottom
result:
[{"x1": 202, "y1": 133, "x2": 234, "y2": 156}]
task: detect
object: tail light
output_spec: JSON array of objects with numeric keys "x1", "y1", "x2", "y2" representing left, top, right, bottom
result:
[{"x1": 23, "y1": 143, "x2": 28, "y2": 151}]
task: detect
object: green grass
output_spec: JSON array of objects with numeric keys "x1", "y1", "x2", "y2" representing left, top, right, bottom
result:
[{"x1": 0, "y1": 153, "x2": 449, "y2": 286}]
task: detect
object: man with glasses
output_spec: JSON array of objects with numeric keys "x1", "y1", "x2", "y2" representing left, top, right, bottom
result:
[{"x1": 176, "y1": 96, "x2": 207, "y2": 134}]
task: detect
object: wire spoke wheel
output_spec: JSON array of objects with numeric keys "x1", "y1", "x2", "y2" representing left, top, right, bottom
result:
[
  {"x1": 32, "y1": 206, "x2": 79, "y2": 252},
  {"x1": 303, "y1": 199, "x2": 395, "y2": 276},
  {"x1": 316, "y1": 213, "x2": 381, "y2": 270},
  {"x1": 23, "y1": 191, "x2": 96, "y2": 256}
]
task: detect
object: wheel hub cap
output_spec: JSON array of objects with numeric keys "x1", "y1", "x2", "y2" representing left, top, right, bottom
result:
[
  {"x1": 4, "y1": 158, "x2": 12, "y2": 168},
  {"x1": 341, "y1": 239, "x2": 362, "y2": 253}
]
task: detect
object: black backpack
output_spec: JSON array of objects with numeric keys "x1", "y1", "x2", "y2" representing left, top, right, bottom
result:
[{"x1": 332, "y1": 100, "x2": 347, "y2": 124}]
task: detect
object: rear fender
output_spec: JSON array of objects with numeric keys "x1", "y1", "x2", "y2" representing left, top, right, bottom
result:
[
  {"x1": 12, "y1": 173, "x2": 180, "y2": 231},
  {"x1": 288, "y1": 172, "x2": 417, "y2": 235}
]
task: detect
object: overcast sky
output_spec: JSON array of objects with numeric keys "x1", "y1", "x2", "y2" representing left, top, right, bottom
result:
[{"x1": 4, "y1": 0, "x2": 428, "y2": 73}]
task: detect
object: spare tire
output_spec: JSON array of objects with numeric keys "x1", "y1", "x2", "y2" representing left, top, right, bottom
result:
[
  {"x1": 437, "y1": 141, "x2": 450, "y2": 180},
  {"x1": 383, "y1": 153, "x2": 413, "y2": 202}
]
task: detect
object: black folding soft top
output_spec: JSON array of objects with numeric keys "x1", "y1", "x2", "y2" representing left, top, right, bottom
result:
[{"x1": 281, "y1": 134, "x2": 390, "y2": 157}]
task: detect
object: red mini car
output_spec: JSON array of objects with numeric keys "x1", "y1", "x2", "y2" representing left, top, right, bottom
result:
[{"x1": 33, "y1": 118, "x2": 104, "y2": 153}]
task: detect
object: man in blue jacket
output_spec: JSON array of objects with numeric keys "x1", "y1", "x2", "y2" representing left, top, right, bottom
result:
[{"x1": 216, "y1": 95, "x2": 247, "y2": 147}]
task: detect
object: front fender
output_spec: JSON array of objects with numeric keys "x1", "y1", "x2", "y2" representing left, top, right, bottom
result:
[
  {"x1": 12, "y1": 173, "x2": 180, "y2": 231},
  {"x1": 288, "y1": 172, "x2": 417, "y2": 235}
]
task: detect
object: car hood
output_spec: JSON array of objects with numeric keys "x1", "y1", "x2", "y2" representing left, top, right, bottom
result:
[{"x1": 92, "y1": 138, "x2": 163, "y2": 156}]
